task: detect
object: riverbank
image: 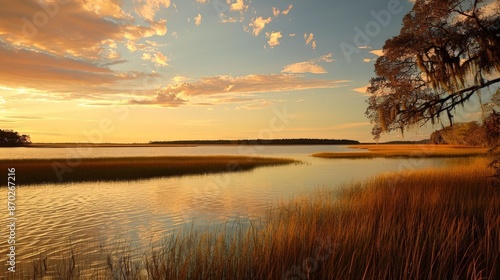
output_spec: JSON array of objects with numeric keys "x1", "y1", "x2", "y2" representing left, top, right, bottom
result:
[
  {"x1": 0, "y1": 156, "x2": 297, "y2": 185},
  {"x1": 14, "y1": 158, "x2": 499, "y2": 279},
  {"x1": 312, "y1": 144, "x2": 488, "y2": 158}
]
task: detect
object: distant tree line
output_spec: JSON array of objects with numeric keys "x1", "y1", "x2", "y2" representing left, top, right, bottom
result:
[
  {"x1": 0, "y1": 129, "x2": 31, "y2": 146},
  {"x1": 150, "y1": 139, "x2": 360, "y2": 145}
]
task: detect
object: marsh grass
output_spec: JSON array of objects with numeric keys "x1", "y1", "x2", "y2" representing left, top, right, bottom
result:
[
  {"x1": 313, "y1": 144, "x2": 488, "y2": 159},
  {"x1": 0, "y1": 156, "x2": 297, "y2": 185},
  {"x1": 8, "y1": 159, "x2": 500, "y2": 279}
]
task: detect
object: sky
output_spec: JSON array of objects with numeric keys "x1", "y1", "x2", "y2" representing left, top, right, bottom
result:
[{"x1": 0, "y1": 0, "x2": 495, "y2": 143}]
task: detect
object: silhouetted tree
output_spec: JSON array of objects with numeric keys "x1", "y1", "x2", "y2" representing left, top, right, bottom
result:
[{"x1": 0, "y1": 129, "x2": 31, "y2": 146}]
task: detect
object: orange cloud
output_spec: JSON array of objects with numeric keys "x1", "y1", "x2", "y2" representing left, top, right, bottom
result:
[
  {"x1": 304, "y1": 33, "x2": 317, "y2": 50},
  {"x1": 248, "y1": 16, "x2": 272, "y2": 36},
  {"x1": 144, "y1": 74, "x2": 347, "y2": 97},
  {"x1": 281, "y1": 53, "x2": 333, "y2": 74},
  {"x1": 229, "y1": 0, "x2": 248, "y2": 12},
  {"x1": 0, "y1": 0, "x2": 167, "y2": 62},
  {"x1": 128, "y1": 90, "x2": 186, "y2": 107},
  {"x1": 352, "y1": 84, "x2": 370, "y2": 95},
  {"x1": 0, "y1": 45, "x2": 118, "y2": 89},
  {"x1": 370, "y1": 49, "x2": 384, "y2": 56},
  {"x1": 135, "y1": 0, "x2": 171, "y2": 21},
  {"x1": 266, "y1": 31, "x2": 282, "y2": 48},
  {"x1": 282, "y1": 62, "x2": 327, "y2": 74},
  {"x1": 194, "y1": 13, "x2": 202, "y2": 26},
  {"x1": 282, "y1": 4, "x2": 293, "y2": 15},
  {"x1": 305, "y1": 33, "x2": 314, "y2": 45},
  {"x1": 273, "y1": 7, "x2": 280, "y2": 17}
]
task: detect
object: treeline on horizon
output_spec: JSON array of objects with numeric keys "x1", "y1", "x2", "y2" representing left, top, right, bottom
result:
[
  {"x1": 0, "y1": 129, "x2": 31, "y2": 146},
  {"x1": 149, "y1": 138, "x2": 360, "y2": 145}
]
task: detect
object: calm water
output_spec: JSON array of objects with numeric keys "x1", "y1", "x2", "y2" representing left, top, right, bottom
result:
[{"x1": 0, "y1": 146, "x2": 465, "y2": 273}]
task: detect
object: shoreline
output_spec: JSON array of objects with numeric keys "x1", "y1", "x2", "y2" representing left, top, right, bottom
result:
[
  {"x1": 1, "y1": 142, "x2": 440, "y2": 149},
  {"x1": 312, "y1": 144, "x2": 489, "y2": 158},
  {"x1": 0, "y1": 155, "x2": 298, "y2": 185}
]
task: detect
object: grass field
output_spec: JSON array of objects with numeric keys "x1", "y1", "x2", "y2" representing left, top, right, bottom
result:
[
  {"x1": 12, "y1": 158, "x2": 499, "y2": 279},
  {"x1": 313, "y1": 144, "x2": 488, "y2": 159},
  {"x1": 0, "y1": 156, "x2": 297, "y2": 185}
]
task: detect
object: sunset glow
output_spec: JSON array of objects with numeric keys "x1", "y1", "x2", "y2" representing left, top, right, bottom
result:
[{"x1": 0, "y1": 0, "x2": 490, "y2": 143}]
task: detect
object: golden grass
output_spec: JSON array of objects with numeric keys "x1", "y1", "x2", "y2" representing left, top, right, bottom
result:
[
  {"x1": 0, "y1": 156, "x2": 297, "y2": 185},
  {"x1": 313, "y1": 144, "x2": 488, "y2": 159},
  {"x1": 27, "y1": 143, "x2": 198, "y2": 148},
  {"x1": 11, "y1": 158, "x2": 499, "y2": 279}
]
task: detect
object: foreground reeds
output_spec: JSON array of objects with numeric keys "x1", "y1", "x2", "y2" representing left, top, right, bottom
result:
[
  {"x1": 9, "y1": 159, "x2": 500, "y2": 279},
  {"x1": 0, "y1": 156, "x2": 297, "y2": 185},
  {"x1": 313, "y1": 144, "x2": 488, "y2": 159}
]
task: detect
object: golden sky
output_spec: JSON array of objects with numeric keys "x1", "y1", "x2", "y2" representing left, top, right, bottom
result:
[{"x1": 0, "y1": 0, "x2": 493, "y2": 143}]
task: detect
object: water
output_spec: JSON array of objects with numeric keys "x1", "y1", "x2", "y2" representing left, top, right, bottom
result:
[
  {"x1": 0, "y1": 145, "x2": 358, "y2": 159},
  {"x1": 0, "y1": 145, "x2": 465, "y2": 274}
]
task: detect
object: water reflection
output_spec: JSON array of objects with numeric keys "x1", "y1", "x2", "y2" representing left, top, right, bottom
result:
[{"x1": 0, "y1": 146, "x2": 476, "y2": 275}]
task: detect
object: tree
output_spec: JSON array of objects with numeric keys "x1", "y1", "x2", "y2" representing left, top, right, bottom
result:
[
  {"x1": 429, "y1": 121, "x2": 487, "y2": 146},
  {"x1": 0, "y1": 129, "x2": 32, "y2": 146},
  {"x1": 366, "y1": 0, "x2": 500, "y2": 141}
]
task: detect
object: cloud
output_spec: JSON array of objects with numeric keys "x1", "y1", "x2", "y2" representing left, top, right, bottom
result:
[
  {"x1": 273, "y1": 7, "x2": 280, "y2": 17},
  {"x1": 153, "y1": 52, "x2": 168, "y2": 66},
  {"x1": 149, "y1": 74, "x2": 347, "y2": 97},
  {"x1": 0, "y1": 0, "x2": 167, "y2": 63},
  {"x1": 126, "y1": 41, "x2": 137, "y2": 52},
  {"x1": 172, "y1": 75, "x2": 190, "y2": 83},
  {"x1": 370, "y1": 49, "x2": 384, "y2": 56},
  {"x1": 196, "y1": 0, "x2": 208, "y2": 3},
  {"x1": 320, "y1": 53, "x2": 334, "y2": 63},
  {"x1": 248, "y1": 17, "x2": 272, "y2": 36},
  {"x1": 272, "y1": 4, "x2": 292, "y2": 18},
  {"x1": 194, "y1": 13, "x2": 202, "y2": 26},
  {"x1": 289, "y1": 33, "x2": 296, "y2": 37},
  {"x1": 0, "y1": 44, "x2": 120, "y2": 89},
  {"x1": 305, "y1": 33, "x2": 314, "y2": 45},
  {"x1": 141, "y1": 49, "x2": 168, "y2": 66},
  {"x1": 282, "y1": 4, "x2": 293, "y2": 15},
  {"x1": 281, "y1": 53, "x2": 334, "y2": 74},
  {"x1": 363, "y1": 58, "x2": 372, "y2": 63},
  {"x1": 129, "y1": 90, "x2": 186, "y2": 107},
  {"x1": 352, "y1": 84, "x2": 370, "y2": 95},
  {"x1": 229, "y1": 0, "x2": 248, "y2": 12},
  {"x1": 219, "y1": 16, "x2": 245, "y2": 23},
  {"x1": 304, "y1": 33, "x2": 317, "y2": 50},
  {"x1": 282, "y1": 62, "x2": 327, "y2": 74},
  {"x1": 266, "y1": 31, "x2": 282, "y2": 48},
  {"x1": 135, "y1": 0, "x2": 171, "y2": 21}
]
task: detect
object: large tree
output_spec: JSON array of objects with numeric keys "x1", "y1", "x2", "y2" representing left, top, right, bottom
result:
[{"x1": 366, "y1": 0, "x2": 500, "y2": 141}]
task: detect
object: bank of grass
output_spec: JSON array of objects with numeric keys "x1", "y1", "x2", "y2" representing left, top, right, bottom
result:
[
  {"x1": 0, "y1": 156, "x2": 297, "y2": 185},
  {"x1": 313, "y1": 144, "x2": 488, "y2": 159},
  {"x1": 12, "y1": 158, "x2": 499, "y2": 279}
]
